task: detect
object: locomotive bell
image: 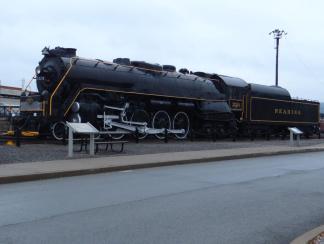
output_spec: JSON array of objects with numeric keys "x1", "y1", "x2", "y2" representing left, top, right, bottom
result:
[{"x1": 71, "y1": 102, "x2": 80, "y2": 113}]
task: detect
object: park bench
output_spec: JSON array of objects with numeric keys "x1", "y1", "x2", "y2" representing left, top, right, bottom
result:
[
  {"x1": 94, "y1": 139, "x2": 128, "y2": 153},
  {"x1": 77, "y1": 137, "x2": 128, "y2": 153}
]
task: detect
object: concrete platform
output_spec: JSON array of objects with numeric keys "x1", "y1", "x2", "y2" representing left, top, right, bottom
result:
[{"x1": 1, "y1": 143, "x2": 324, "y2": 184}]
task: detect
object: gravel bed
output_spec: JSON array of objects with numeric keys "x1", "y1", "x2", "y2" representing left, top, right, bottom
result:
[{"x1": 1, "y1": 137, "x2": 324, "y2": 164}]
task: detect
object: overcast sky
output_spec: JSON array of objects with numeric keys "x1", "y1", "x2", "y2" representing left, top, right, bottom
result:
[{"x1": 1, "y1": 0, "x2": 323, "y2": 100}]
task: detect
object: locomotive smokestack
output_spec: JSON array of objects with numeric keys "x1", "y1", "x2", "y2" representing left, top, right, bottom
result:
[{"x1": 42, "y1": 46, "x2": 77, "y2": 58}]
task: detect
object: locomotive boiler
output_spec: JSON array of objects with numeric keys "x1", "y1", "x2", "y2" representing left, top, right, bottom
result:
[{"x1": 19, "y1": 47, "x2": 236, "y2": 140}]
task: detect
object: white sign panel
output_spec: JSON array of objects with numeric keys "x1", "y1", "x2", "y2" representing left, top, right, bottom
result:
[
  {"x1": 288, "y1": 127, "x2": 303, "y2": 135},
  {"x1": 66, "y1": 122, "x2": 99, "y2": 134}
]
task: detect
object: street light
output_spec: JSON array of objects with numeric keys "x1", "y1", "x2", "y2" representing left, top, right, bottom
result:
[{"x1": 269, "y1": 29, "x2": 287, "y2": 86}]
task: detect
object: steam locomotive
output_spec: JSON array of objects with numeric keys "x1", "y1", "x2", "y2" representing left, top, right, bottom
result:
[{"x1": 18, "y1": 47, "x2": 320, "y2": 140}]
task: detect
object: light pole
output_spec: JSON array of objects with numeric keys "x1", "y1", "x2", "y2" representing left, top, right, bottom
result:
[{"x1": 269, "y1": 29, "x2": 287, "y2": 86}]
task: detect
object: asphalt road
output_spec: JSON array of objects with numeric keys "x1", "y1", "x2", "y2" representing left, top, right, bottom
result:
[{"x1": 1, "y1": 152, "x2": 324, "y2": 244}]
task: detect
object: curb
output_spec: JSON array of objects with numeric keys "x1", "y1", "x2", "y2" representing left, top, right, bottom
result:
[
  {"x1": 291, "y1": 225, "x2": 324, "y2": 244},
  {"x1": 1, "y1": 146, "x2": 324, "y2": 184}
]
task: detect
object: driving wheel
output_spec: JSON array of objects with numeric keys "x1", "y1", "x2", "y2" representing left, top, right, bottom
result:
[{"x1": 152, "y1": 110, "x2": 171, "y2": 139}]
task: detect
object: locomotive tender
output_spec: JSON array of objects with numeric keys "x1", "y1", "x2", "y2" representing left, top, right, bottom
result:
[
  {"x1": 19, "y1": 47, "x2": 320, "y2": 140},
  {"x1": 193, "y1": 72, "x2": 320, "y2": 138}
]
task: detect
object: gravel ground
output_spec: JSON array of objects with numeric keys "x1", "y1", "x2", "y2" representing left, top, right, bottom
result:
[{"x1": 1, "y1": 136, "x2": 324, "y2": 164}]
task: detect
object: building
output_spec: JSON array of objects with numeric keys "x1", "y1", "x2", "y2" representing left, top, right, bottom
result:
[
  {"x1": 0, "y1": 85, "x2": 22, "y2": 117},
  {"x1": 320, "y1": 103, "x2": 324, "y2": 133}
]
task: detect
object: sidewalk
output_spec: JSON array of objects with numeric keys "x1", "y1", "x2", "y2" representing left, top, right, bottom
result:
[
  {"x1": 1, "y1": 143, "x2": 324, "y2": 184},
  {"x1": 291, "y1": 225, "x2": 324, "y2": 244}
]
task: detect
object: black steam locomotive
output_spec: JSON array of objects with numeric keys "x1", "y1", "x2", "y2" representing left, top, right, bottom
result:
[
  {"x1": 19, "y1": 47, "x2": 236, "y2": 140},
  {"x1": 18, "y1": 47, "x2": 320, "y2": 140}
]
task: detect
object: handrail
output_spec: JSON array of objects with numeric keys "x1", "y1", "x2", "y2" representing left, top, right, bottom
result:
[
  {"x1": 291, "y1": 97, "x2": 319, "y2": 103},
  {"x1": 23, "y1": 76, "x2": 36, "y2": 92},
  {"x1": 49, "y1": 57, "x2": 77, "y2": 116}
]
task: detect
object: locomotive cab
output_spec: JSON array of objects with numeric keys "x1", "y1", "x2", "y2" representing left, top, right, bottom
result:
[{"x1": 214, "y1": 75, "x2": 249, "y2": 120}]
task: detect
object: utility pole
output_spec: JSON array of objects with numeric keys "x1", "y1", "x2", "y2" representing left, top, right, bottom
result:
[
  {"x1": 21, "y1": 78, "x2": 25, "y2": 91},
  {"x1": 269, "y1": 29, "x2": 287, "y2": 86}
]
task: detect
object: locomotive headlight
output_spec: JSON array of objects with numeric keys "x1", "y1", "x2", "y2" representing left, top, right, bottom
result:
[{"x1": 36, "y1": 66, "x2": 42, "y2": 75}]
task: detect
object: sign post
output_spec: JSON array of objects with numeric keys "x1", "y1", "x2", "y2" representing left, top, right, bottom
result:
[
  {"x1": 288, "y1": 127, "x2": 303, "y2": 146},
  {"x1": 89, "y1": 133, "x2": 95, "y2": 156},
  {"x1": 66, "y1": 122, "x2": 99, "y2": 157},
  {"x1": 68, "y1": 126, "x2": 74, "y2": 157}
]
